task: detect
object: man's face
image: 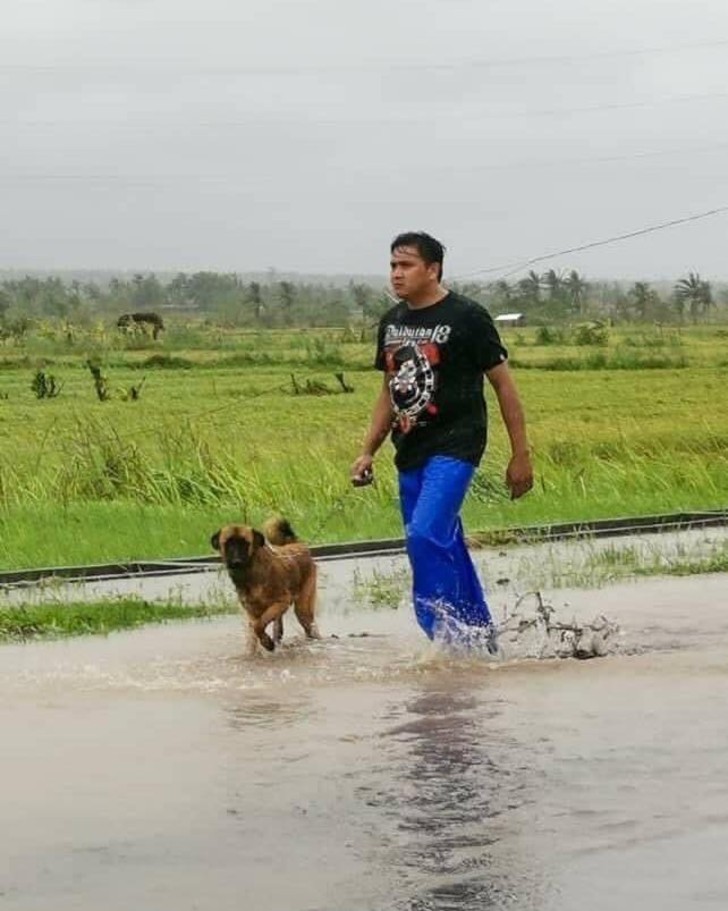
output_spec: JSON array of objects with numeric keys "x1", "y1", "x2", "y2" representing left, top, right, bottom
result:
[{"x1": 390, "y1": 246, "x2": 440, "y2": 300}]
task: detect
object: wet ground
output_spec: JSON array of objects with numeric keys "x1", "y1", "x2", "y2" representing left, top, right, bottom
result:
[{"x1": 2, "y1": 544, "x2": 728, "y2": 910}]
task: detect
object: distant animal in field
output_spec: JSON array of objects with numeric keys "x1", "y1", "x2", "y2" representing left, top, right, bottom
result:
[
  {"x1": 116, "y1": 311, "x2": 165, "y2": 340},
  {"x1": 211, "y1": 516, "x2": 320, "y2": 655}
]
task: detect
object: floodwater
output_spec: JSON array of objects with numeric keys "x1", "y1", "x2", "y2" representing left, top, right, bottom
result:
[{"x1": 2, "y1": 551, "x2": 728, "y2": 910}]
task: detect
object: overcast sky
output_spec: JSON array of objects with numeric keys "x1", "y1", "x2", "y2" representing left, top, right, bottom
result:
[{"x1": 3, "y1": 0, "x2": 728, "y2": 280}]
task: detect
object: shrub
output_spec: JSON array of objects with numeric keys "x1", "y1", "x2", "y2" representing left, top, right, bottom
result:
[{"x1": 574, "y1": 322, "x2": 609, "y2": 346}]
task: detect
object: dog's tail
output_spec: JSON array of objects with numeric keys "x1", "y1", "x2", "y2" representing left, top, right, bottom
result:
[{"x1": 263, "y1": 516, "x2": 299, "y2": 545}]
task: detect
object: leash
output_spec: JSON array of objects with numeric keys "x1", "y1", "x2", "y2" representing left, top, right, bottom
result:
[{"x1": 307, "y1": 469, "x2": 375, "y2": 544}]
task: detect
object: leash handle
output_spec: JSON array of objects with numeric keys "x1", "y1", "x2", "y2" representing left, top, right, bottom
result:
[{"x1": 351, "y1": 468, "x2": 374, "y2": 488}]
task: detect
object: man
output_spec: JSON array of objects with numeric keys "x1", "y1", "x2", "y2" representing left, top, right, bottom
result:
[{"x1": 350, "y1": 231, "x2": 533, "y2": 651}]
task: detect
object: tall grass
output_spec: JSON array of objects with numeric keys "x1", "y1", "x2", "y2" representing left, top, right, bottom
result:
[
  {"x1": 510, "y1": 350, "x2": 688, "y2": 370},
  {"x1": 3, "y1": 323, "x2": 728, "y2": 568}
]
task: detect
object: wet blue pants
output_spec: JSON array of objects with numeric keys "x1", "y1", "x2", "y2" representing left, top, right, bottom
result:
[{"x1": 398, "y1": 455, "x2": 493, "y2": 641}]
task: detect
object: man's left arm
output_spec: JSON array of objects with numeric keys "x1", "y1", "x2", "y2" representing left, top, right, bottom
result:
[{"x1": 485, "y1": 362, "x2": 533, "y2": 500}]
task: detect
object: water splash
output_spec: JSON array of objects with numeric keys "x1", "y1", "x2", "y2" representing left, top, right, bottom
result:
[{"x1": 496, "y1": 590, "x2": 620, "y2": 660}]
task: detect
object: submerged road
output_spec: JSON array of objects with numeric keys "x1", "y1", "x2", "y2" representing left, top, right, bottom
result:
[{"x1": 2, "y1": 533, "x2": 728, "y2": 910}]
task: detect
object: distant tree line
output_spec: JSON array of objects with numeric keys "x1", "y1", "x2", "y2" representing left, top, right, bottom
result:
[
  {"x1": 0, "y1": 273, "x2": 393, "y2": 330},
  {"x1": 453, "y1": 269, "x2": 726, "y2": 324},
  {"x1": 0, "y1": 269, "x2": 726, "y2": 330}
]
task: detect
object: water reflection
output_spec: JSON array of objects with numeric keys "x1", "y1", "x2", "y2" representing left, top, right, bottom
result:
[{"x1": 378, "y1": 675, "x2": 548, "y2": 911}]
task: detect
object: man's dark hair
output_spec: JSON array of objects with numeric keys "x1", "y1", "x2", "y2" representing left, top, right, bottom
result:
[{"x1": 390, "y1": 231, "x2": 446, "y2": 280}]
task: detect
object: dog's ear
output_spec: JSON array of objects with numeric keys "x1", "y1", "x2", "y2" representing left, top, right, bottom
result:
[
  {"x1": 210, "y1": 530, "x2": 221, "y2": 551},
  {"x1": 252, "y1": 529, "x2": 265, "y2": 550}
]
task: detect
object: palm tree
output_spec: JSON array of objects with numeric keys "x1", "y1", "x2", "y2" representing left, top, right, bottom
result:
[
  {"x1": 542, "y1": 269, "x2": 565, "y2": 301},
  {"x1": 489, "y1": 279, "x2": 512, "y2": 308},
  {"x1": 628, "y1": 281, "x2": 655, "y2": 321},
  {"x1": 517, "y1": 270, "x2": 542, "y2": 306},
  {"x1": 674, "y1": 272, "x2": 712, "y2": 322},
  {"x1": 564, "y1": 270, "x2": 589, "y2": 315}
]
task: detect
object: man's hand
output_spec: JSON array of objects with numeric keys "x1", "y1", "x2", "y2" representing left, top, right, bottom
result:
[
  {"x1": 506, "y1": 451, "x2": 533, "y2": 500},
  {"x1": 350, "y1": 454, "x2": 374, "y2": 487},
  {"x1": 485, "y1": 363, "x2": 533, "y2": 500}
]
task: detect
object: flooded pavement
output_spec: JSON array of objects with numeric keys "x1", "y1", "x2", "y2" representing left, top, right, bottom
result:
[{"x1": 2, "y1": 549, "x2": 728, "y2": 910}]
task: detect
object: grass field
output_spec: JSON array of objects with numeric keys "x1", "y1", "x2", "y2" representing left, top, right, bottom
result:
[
  {"x1": 2, "y1": 320, "x2": 728, "y2": 570},
  {"x1": 0, "y1": 596, "x2": 233, "y2": 641}
]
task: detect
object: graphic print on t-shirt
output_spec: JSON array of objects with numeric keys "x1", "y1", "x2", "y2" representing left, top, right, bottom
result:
[{"x1": 383, "y1": 322, "x2": 451, "y2": 433}]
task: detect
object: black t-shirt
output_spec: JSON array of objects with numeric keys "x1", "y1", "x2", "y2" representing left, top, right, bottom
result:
[{"x1": 375, "y1": 291, "x2": 508, "y2": 471}]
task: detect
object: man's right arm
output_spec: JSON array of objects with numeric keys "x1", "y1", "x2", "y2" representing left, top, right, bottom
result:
[{"x1": 350, "y1": 376, "x2": 393, "y2": 482}]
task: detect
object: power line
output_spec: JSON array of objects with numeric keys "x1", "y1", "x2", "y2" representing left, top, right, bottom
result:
[{"x1": 454, "y1": 206, "x2": 728, "y2": 281}]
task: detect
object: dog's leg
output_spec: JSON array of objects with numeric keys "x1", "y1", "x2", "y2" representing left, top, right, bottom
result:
[
  {"x1": 243, "y1": 622, "x2": 258, "y2": 657},
  {"x1": 252, "y1": 603, "x2": 288, "y2": 652},
  {"x1": 273, "y1": 616, "x2": 284, "y2": 644},
  {"x1": 294, "y1": 567, "x2": 321, "y2": 639},
  {"x1": 239, "y1": 598, "x2": 259, "y2": 657}
]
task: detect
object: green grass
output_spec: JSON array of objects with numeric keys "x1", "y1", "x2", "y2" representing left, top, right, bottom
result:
[
  {"x1": 2, "y1": 321, "x2": 728, "y2": 569},
  {"x1": 520, "y1": 534, "x2": 728, "y2": 590},
  {"x1": 348, "y1": 532, "x2": 728, "y2": 611},
  {"x1": 0, "y1": 596, "x2": 236, "y2": 642}
]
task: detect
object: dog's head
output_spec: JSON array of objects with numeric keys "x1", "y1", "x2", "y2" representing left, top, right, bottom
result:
[{"x1": 210, "y1": 524, "x2": 266, "y2": 571}]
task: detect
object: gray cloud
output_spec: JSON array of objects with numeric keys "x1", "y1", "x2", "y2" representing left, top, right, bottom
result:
[{"x1": 3, "y1": 0, "x2": 728, "y2": 279}]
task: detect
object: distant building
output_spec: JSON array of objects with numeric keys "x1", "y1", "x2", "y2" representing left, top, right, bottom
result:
[{"x1": 494, "y1": 312, "x2": 526, "y2": 327}]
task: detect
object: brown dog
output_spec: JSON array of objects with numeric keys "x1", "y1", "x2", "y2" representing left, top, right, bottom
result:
[{"x1": 210, "y1": 517, "x2": 320, "y2": 653}]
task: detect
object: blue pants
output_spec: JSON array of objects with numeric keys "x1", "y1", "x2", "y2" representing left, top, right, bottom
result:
[{"x1": 398, "y1": 455, "x2": 493, "y2": 642}]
